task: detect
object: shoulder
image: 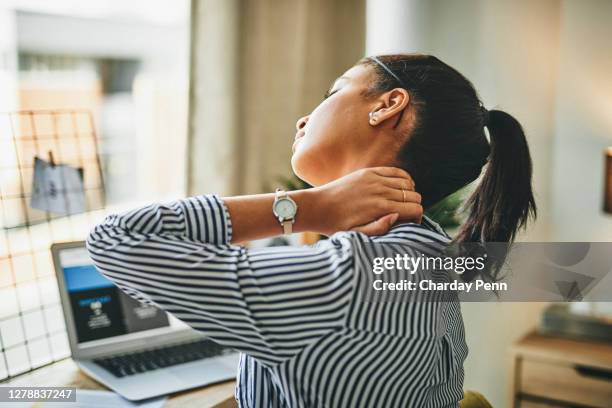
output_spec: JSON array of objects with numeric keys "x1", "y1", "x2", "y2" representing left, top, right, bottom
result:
[
  {"x1": 371, "y1": 216, "x2": 452, "y2": 244},
  {"x1": 364, "y1": 218, "x2": 451, "y2": 259},
  {"x1": 319, "y1": 216, "x2": 451, "y2": 247},
  {"x1": 315, "y1": 217, "x2": 450, "y2": 260}
]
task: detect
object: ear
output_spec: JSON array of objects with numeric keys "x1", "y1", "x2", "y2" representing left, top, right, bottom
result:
[{"x1": 368, "y1": 88, "x2": 410, "y2": 126}]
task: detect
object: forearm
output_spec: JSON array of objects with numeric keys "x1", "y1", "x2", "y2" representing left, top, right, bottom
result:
[
  {"x1": 88, "y1": 167, "x2": 422, "y2": 249},
  {"x1": 223, "y1": 188, "x2": 321, "y2": 244},
  {"x1": 88, "y1": 195, "x2": 232, "y2": 250}
]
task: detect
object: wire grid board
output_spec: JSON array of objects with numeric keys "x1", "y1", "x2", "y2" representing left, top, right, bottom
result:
[{"x1": 0, "y1": 110, "x2": 106, "y2": 380}]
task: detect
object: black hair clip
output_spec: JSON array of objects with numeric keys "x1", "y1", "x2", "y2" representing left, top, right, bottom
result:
[{"x1": 370, "y1": 56, "x2": 406, "y2": 89}]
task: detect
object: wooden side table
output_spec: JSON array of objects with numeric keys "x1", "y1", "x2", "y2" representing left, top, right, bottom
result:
[
  {"x1": 4, "y1": 358, "x2": 237, "y2": 408},
  {"x1": 511, "y1": 332, "x2": 612, "y2": 408}
]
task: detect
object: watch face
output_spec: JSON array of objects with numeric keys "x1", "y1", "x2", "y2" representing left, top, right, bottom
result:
[{"x1": 275, "y1": 198, "x2": 296, "y2": 219}]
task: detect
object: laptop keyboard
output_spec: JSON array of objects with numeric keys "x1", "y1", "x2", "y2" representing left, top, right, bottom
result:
[{"x1": 93, "y1": 338, "x2": 230, "y2": 378}]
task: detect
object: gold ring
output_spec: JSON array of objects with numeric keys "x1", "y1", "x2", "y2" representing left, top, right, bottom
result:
[{"x1": 402, "y1": 188, "x2": 407, "y2": 203}]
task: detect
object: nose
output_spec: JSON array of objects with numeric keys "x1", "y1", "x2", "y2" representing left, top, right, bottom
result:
[{"x1": 295, "y1": 115, "x2": 309, "y2": 131}]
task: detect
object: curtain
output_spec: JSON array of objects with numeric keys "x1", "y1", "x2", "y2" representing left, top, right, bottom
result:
[{"x1": 187, "y1": 0, "x2": 365, "y2": 195}]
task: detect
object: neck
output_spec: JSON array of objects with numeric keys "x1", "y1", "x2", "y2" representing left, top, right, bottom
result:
[{"x1": 341, "y1": 137, "x2": 401, "y2": 174}]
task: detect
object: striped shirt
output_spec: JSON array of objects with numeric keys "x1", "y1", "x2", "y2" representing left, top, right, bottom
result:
[{"x1": 86, "y1": 194, "x2": 467, "y2": 407}]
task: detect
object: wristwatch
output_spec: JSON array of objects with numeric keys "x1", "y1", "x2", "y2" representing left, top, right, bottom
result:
[{"x1": 272, "y1": 189, "x2": 298, "y2": 234}]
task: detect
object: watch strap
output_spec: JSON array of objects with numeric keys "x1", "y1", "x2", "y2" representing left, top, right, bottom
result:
[{"x1": 274, "y1": 189, "x2": 296, "y2": 235}]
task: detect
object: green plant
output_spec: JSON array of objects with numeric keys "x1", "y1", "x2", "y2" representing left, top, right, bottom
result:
[
  {"x1": 277, "y1": 174, "x2": 312, "y2": 191},
  {"x1": 265, "y1": 174, "x2": 312, "y2": 192},
  {"x1": 425, "y1": 186, "x2": 471, "y2": 230}
]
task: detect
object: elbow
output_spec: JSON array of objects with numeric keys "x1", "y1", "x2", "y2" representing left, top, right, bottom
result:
[
  {"x1": 85, "y1": 214, "x2": 119, "y2": 255},
  {"x1": 85, "y1": 227, "x2": 97, "y2": 252},
  {"x1": 85, "y1": 217, "x2": 122, "y2": 277},
  {"x1": 85, "y1": 224, "x2": 103, "y2": 261}
]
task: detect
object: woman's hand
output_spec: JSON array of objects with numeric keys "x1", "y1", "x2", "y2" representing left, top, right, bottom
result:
[
  {"x1": 309, "y1": 167, "x2": 422, "y2": 236},
  {"x1": 223, "y1": 167, "x2": 421, "y2": 243}
]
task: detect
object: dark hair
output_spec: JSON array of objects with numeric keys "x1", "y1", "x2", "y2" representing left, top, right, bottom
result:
[{"x1": 360, "y1": 54, "x2": 536, "y2": 281}]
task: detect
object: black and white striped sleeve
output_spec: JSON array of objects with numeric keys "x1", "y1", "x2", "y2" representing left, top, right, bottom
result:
[{"x1": 85, "y1": 194, "x2": 356, "y2": 366}]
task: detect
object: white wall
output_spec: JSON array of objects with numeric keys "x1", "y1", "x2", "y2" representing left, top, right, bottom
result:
[
  {"x1": 366, "y1": 0, "x2": 429, "y2": 55},
  {"x1": 365, "y1": 0, "x2": 591, "y2": 406},
  {"x1": 551, "y1": 0, "x2": 612, "y2": 241}
]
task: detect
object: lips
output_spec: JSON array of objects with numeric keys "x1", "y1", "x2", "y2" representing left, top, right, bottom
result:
[{"x1": 292, "y1": 131, "x2": 305, "y2": 152}]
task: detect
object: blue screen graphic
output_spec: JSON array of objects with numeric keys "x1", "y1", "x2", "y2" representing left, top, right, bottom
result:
[
  {"x1": 60, "y1": 251, "x2": 170, "y2": 343},
  {"x1": 64, "y1": 265, "x2": 115, "y2": 292}
]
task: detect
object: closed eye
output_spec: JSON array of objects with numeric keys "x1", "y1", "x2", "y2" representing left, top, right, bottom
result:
[{"x1": 323, "y1": 89, "x2": 339, "y2": 100}]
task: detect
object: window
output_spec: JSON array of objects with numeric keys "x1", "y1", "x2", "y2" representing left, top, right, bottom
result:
[{"x1": 0, "y1": 0, "x2": 190, "y2": 380}]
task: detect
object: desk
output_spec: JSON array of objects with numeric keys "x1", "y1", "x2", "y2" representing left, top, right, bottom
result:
[
  {"x1": 5, "y1": 359, "x2": 237, "y2": 408},
  {"x1": 511, "y1": 332, "x2": 612, "y2": 407}
]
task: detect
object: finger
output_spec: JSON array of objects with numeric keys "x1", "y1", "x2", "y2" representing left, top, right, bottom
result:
[
  {"x1": 352, "y1": 213, "x2": 398, "y2": 236},
  {"x1": 369, "y1": 167, "x2": 413, "y2": 182},
  {"x1": 379, "y1": 176, "x2": 416, "y2": 191},
  {"x1": 386, "y1": 202, "x2": 423, "y2": 223},
  {"x1": 351, "y1": 213, "x2": 399, "y2": 236}
]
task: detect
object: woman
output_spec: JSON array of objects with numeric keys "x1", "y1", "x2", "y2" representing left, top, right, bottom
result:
[{"x1": 87, "y1": 54, "x2": 536, "y2": 407}]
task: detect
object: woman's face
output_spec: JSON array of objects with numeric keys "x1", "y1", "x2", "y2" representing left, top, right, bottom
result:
[{"x1": 291, "y1": 64, "x2": 406, "y2": 186}]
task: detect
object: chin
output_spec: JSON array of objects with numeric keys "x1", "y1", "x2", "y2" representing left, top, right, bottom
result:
[{"x1": 291, "y1": 151, "x2": 323, "y2": 187}]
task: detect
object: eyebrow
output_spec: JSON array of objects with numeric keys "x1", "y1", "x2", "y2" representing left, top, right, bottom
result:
[
  {"x1": 328, "y1": 76, "x2": 350, "y2": 93},
  {"x1": 334, "y1": 76, "x2": 350, "y2": 85}
]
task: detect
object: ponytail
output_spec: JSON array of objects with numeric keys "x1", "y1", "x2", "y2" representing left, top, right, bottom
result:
[
  {"x1": 360, "y1": 54, "x2": 537, "y2": 281},
  {"x1": 455, "y1": 109, "x2": 537, "y2": 280}
]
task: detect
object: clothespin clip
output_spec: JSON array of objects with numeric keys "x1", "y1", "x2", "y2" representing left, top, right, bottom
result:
[{"x1": 48, "y1": 151, "x2": 56, "y2": 167}]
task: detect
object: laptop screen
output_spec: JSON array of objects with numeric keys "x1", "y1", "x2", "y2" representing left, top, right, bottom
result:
[{"x1": 57, "y1": 245, "x2": 170, "y2": 345}]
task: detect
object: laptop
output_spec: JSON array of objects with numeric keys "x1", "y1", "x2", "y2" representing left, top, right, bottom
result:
[{"x1": 51, "y1": 241, "x2": 240, "y2": 401}]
